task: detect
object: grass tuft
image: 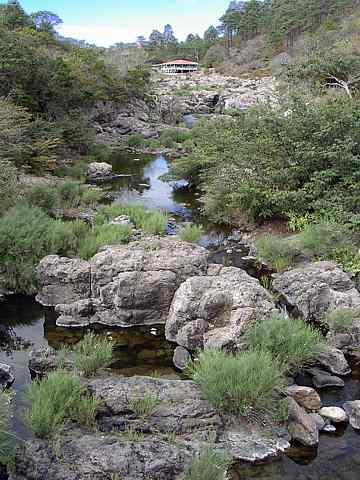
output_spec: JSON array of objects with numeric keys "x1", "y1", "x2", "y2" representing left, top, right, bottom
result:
[
  {"x1": 178, "y1": 224, "x2": 204, "y2": 243},
  {"x1": 187, "y1": 349, "x2": 285, "y2": 417},
  {"x1": 245, "y1": 312, "x2": 324, "y2": 369},
  {"x1": 78, "y1": 224, "x2": 133, "y2": 259},
  {"x1": 74, "y1": 332, "x2": 114, "y2": 376},
  {"x1": 185, "y1": 447, "x2": 231, "y2": 480},
  {"x1": 0, "y1": 392, "x2": 16, "y2": 466},
  {"x1": 256, "y1": 234, "x2": 298, "y2": 271},
  {"x1": 325, "y1": 307, "x2": 358, "y2": 334},
  {"x1": 129, "y1": 392, "x2": 160, "y2": 418}
]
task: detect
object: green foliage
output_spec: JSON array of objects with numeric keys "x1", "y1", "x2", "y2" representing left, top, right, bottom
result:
[
  {"x1": 78, "y1": 224, "x2": 133, "y2": 259},
  {"x1": 168, "y1": 96, "x2": 360, "y2": 225},
  {"x1": 0, "y1": 204, "x2": 88, "y2": 293},
  {"x1": 127, "y1": 133, "x2": 146, "y2": 148},
  {"x1": 75, "y1": 395, "x2": 101, "y2": 427},
  {"x1": 298, "y1": 222, "x2": 350, "y2": 258},
  {"x1": 325, "y1": 307, "x2": 359, "y2": 333},
  {"x1": 187, "y1": 349, "x2": 285, "y2": 417},
  {"x1": 0, "y1": 160, "x2": 19, "y2": 214},
  {"x1": 245, "y1": 312, "x2": 324, "y2": 369},
  {"x1": 256, "y1": 234, "x2": 298, "y2": 271},
  {"x1": 95, "y1": 203, "x2": 168, "y2": 235},
  {"x1": 129, "y1": 393, "x2": 160, "y2": 418},
  {"x1": 159, "y1": 128, "x2": 191, "y2": 147},
  {"x1": 24, "y1": 370, "x2": 99, "y2": 438},
  {"x1": 185, "y1": 447, "x2": 231, "y2": 480},
  {"x1": 74, "y1": 332, "x2": 114, "y2": 376},
  {"x1": 0, "y1": 392, "x2": 16, "y2": 466},
  {"x1": 178, "y1": 224, "x2": 204, "y2": 243},
  {"x1": 25, "y1": 184, "x2": 58, "y2": 211}
]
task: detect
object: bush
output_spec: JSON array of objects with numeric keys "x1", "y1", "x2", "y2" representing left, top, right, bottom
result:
[
  {"x1": 128, "y1": 133, "x2": 146, "y2": 148},
  {"x1": 95, "y1": 203, "x2": 168, "y2": 235},
  {"x1": 245, "y1": 312, "x2": 324, "y2": 369},
  {"x1": 129, "y1": 393, "x2": 160, "y2": 418},
  {"x1": 56, "y1": 180, "x2": 84, "y2": 209},
  {"x1": 0, "y1": 160, "x2": 19, "y2": 214},
  {"x1": 80, "y1": 187, "x2": 104, "y2": 208},
  {"x1": 0, "y1": 392, "x2": 15, "y2": 466},
  {"x1": 25, "y1": 184, "x2": 58, "y2": 211},
  {"x1": 256, "y1": 234, "x2": 298, "y2": 271},
  {"x1": 187, "y1": 349, "x2": 285, "y2": 417},
  {"x1": 24, "y1": 370, "x2": 99, "y2": 438},
  {"x1": 159, "y1": 129, "x2": 191, "y2": 148},
  {"x1": 178, "y1": 223, "x2": 204, "y2": 243},
  {"x1": 78, "y1": 224, "x2": 133, "y2": 259},
  {"x1": 298, "y1": 222, "x2": 350, "y2": 258},
  {"x1": 74, "y1": 332, "x2": 114, "y2": 376},
  {"x1": 185, "y1": 447, "x2": 231, "y2": 480},
  {"x1": 325, "y1": 308, "x2": 358, "y2": 334},
  {"x1": 0, "y1": 204, "x2": 85, "y2": 293}
]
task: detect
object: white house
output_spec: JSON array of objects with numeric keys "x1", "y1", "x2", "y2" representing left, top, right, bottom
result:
[{"x1": 153, "y1": 59, "x2": 199, "y2": 74}]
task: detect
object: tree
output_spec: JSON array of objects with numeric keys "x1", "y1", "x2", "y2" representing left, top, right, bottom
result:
[
  {"x1": 163, "y1": 24, "x2": 177, "y2": 44},
  {"x1": 0, "y1": 0, "x2": 32, "y2": 30},
  {"x1": 149, "y1": 29, "x2": 164, "y2": 47},
  {"x1": 136, "y1": 35, "x2": 147, "y2": 45},
  {"x1": 31, "y1": 11, "x2": 63, "y2": 33},
  {"x1": 204, "y1": 26, "x2": 219, "y2": 44}
]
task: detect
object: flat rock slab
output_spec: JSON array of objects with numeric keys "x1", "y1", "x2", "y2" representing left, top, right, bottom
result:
[
  {"x1": 306, "y1": 368, "x2": 345, "y2": 389},
  {"x1": 317, "y1": 346, "x2": 351, "y2": 376},
  {"x1": 166, "y1": 265, "x2": 277, "y2": 350},
  {"x1": 273, "y1": 261, "x2": 360, "y2": 322}
]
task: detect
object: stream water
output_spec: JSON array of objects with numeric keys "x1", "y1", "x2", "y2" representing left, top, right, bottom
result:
[{"x1": 1, "y1": 151, "x2": 360, "y2": 479}]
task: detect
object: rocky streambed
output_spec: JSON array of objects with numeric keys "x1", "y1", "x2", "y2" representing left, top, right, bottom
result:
[{"x1": 2, "y1": 151, "x2": 360, "y2": 479}]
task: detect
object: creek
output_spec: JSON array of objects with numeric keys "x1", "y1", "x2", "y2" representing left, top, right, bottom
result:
[{"x1": 1, "y1": 151, "x2": 360, "y2": 479}]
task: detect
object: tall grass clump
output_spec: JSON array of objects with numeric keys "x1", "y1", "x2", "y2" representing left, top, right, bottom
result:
[
  {"x1": 256, "y1": 234, "x2": 298, "y2": 271},
  {"x1": 78, "y1": 224, "x2": 133, "y2": 259},
  {"x1": 185, "y1": 447, "x2": 231, "y2": 480},
  {"x1": 298, "y1": 221, "x2": 350, "y2": 258},
  {"x1": 0, "y1": 392, "x2": 16, "y2": 466},
  {"x1": 0, "y1": 204, "x2": 89, "y2": 294},
  {"x1": 95, "y1": 202, "x2": 168, "y2": 235},
  {"x1": 325, "y1": 308, "x2": 358, "y2": 334},
  {"x1": 74, "y1": 332, "x2": 114, "y2": 376},
  {"x1": 24, "y1": 370, "x2": 99, "y2": 438},
  {"x1": 245, "y1": 312, "x2": 324, "y2": 368},
  {"x1": 187, "y1": 349, "x2": 285, "y2": 417},
  {"x1": 129, "y1": 392, "x2": 160, "y2": 418},
  {"x1": 178, "y1": 223, "x2": 204, "y2": 243}
]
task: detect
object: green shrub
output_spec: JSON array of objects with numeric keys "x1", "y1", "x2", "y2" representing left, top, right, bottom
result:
[
  {"x1": 0, "y1": 204, "x2": 86, "y2": 293},
  {"x1": 25, "y1": 184, "x2": 58, "y2": 211},
  {"x1": 185, "y1": 447, "x2": 231, "y2": 480},
  {"x1": 78, "y1": 224, "x2": 132, "y2": 259},
  {"x1": 298, "y1": 222, "x2": 350, "y2": 258},
  {"x1": 56, "y1": 180, "x2": 84, "y2": 208},
  {"x1": 24, "y1": 370, "x2": 98, "y2": 438},
  {"x1": 74, "y1": 332, "x2": 114, "y2": 376},
  {"x1": 55, "y1": 160, "x2": 90, "y2": 180},
  {"x1": 95, "y1": 203, "x2": 168, "y2": 235},
  {"x1": 80, "y1": 187, "x2": 104, "y2": 207},
  {"x1": 187, "y1": 349, "x2": 285, "y2": 417},
  {"x1": 331, "y1": 245, "x2": 360, "y2": 275},
  {"x1": 245, "y1": 312, "x2": 324, "y2": 368},
  {"x1": 51, "y1": 220, "x2": 90, "y2": 257},
  {"x1": 0, "y1": 160, "x2": 19, "y2": 214},
  {"x1": 75, "y1": 395, "x2": 101, "y2": 427},
  {"x1": 325, "y1": 308, "x2": 358, "y2": 334},
  {"x1": 128, "y1": 133, "x2": 146, "y2": 148},
  {"x1": 256, "y1": 234, "x2": 298, "y2": 271},
  {"x1": 0, "y1": 392, "x2": 16, "y2": 466},
  {"x1": 178, "y1": 224, "x2": 204, "y2": 242},
  {"x1": 129, "y1": 392, "x2": 160, "y2": 418},
  {"x1": 159, "y1": 129, "x2": 191, "y2": 148}
]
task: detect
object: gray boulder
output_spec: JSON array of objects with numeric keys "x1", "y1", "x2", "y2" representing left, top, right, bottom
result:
[
  {"x1": 343, "y1": 401, "x2": 360, "y2": 429},
  {"x1": 166, "y1": 266, "x2": 277, "y2": 350},
  {"x1": 287, "y1": 398, "x2": 319, "y2": 446},
  {"x1": 86, "y1": 162, "x2": 114, "y2": 182},
  {"x1": 0, "y1": 363, "x2": 14, "y2": 388},
  {"x1": 317, "y1": 346, "x2": 351, "y2": 376},
  {"x1": 286, "y1": 385, "x2": 321, "y2": 412},
  {"x1": 37, "y1": 238, "x2": 209, "y2": 328},
  {"x1": 28, "y1": 346, "x2": 74, "y2": 375},
  {"x1": 306, "y1": 367, "x2": 345, "y2": 389},
  {"x1": 273, "y1": 261, "x2": 360, "y2": 322},
  {"x1": 173, "y1": 346, "x2": 191, "y2": 370},
  {"x1": 320, "y1": 406, "x2": 348, "y2": 423}
]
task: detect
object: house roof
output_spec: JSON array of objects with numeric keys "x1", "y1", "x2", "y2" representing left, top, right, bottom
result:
[{"x1": 161, "y1": 59, "x2": 198, "y2": 65}]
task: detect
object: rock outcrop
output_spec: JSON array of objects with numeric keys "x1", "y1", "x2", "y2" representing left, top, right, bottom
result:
[
  {"x1": 166, "y1": 265, "x2": 277, "y2": 350},
  {"x1": 37, "y1": 238, "x2": 209, "y2": 328},
  {"x1": 86, "y1": 162, "x2": 114, "y2": 182},
  {"x1": 273, "y1": 261, "x2": 360, "y2": 322}
]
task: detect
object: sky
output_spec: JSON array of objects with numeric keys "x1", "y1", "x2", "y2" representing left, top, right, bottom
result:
[{"x1": 20, "y1": 0, "x2": 229, "y2": 47}]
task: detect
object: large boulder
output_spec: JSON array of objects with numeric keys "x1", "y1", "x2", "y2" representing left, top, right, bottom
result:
[
  {"x1": 287, "y1": 398, "x2": 319, "y2": 447},
  {"x1": 286, "y1": 385, "x2": 321, "y2": 412},
  {"x1": 86, "y1": 162, "x2": 114, "y2": 182},
  {"x1": 343, "y1": 401, "x2": 360, "y2": 429},
  {"x1": 37, "y1": 238, "x2": 209, "y2": 328},
  {"x1": 316, "y1": 346, "x2": 351, "y2": 376},
  {"x1": 0, "y1": 363, "x2": 14, "y2": 388},
  {"x1": 166, "y1": 265, "x2": 277, "y2": 350},
  {"x1": 320, "y1": 407, "x2": 348, "y2": 424},
  {"x1": 273, "y1": 262, "x2": 360, "y2": 322}
]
